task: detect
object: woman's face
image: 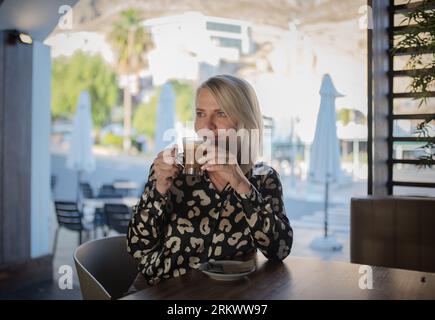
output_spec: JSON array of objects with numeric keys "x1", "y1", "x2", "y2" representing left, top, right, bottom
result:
[{"x1": 194, "y1": 88, "x2": 237, "y2": 136}]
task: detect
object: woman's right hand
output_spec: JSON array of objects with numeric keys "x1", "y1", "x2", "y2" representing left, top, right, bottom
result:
[{"x1": 153, "y1": 146, "x2": 181, "y2": 196}]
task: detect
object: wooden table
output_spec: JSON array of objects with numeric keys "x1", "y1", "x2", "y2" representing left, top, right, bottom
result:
[
  {"x1": 82, "y1": 197, "x2": 139, "y2": 223},
  {"x1": 122, "y1": 254, "x2": 435, "y2": 300}
]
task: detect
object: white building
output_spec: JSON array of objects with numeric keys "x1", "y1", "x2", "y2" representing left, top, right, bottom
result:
[
  {"x1": 44, "y1": 31, "x2": 114, "y2": 63},
  {"x1": 144, "y1": 11, "x2": 253, "y2": 85}
]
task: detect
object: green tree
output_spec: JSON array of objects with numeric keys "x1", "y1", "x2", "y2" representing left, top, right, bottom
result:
[
  {"x1": 337, "y1": 108, "x2": 367, "y2": 126},
  {"x1": 133, "y1": 88, "x2": 160, "y2": 141},
  {"x1": 109, "y1": 8, "x2": 154, "y2": 151},
  {"x1": 51, "y1": 51, "x2": 118, "y2": 128},
  {"x1": 133, "y1": 81, "x2": 195, "y2": 142},
  {"x1": 170, "y1": 80, "x2": 195, "y2": 124}
]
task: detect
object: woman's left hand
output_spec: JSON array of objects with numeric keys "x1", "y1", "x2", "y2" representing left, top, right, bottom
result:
[{"x1": 198, "y1": 146, "x2": 251, "y2": 194}]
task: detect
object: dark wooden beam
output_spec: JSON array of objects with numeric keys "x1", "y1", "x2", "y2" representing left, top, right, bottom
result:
[
  {"x1": 372, "y1": 0, "x2": 392, "y2": 196},
  {"x1": 388, "y1": 0, "x2": 394, "y2": 195},
  {"x1": 0, "y1": 31, "x2": 32, "y2": 264},
  {"x1": 392, "y1": 92, "x2": 435, "y2": 98},
  {"x1": 392, "y1": 137, "x2": 435, "y2": 143},
  {"x1": 393, "y1": 1, "x2": 435, "y2": 14},
  {"x1": 368, "y1": 0, "x2": 373, "y2": 195},
  {"x1": 392, "y1": 67, "x2": 435, "y2": 77},
  {"x1": 392, "y1": 159, "x2": 435, "y2": 165},
  {"x1": 392, "y1": 25, "x2": 435, "y2": 36},
  {"x1": 392, "y1": 46, "x2": 435, "y2": 56},
  {"x1": 393, "y1": 181, "x2": 435, "y2": 188},
  {"x1": 0, "y1": 32, "x2": 4, "y2": 265},
  {"x1": 392, "y1": 113, "x2": 435, "y2": 119}
]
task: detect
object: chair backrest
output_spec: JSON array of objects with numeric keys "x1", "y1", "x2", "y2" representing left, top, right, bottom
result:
[
  {"x1": 104, "y1": 204, "x2": 132, "y2": 234},
  {"x1": 98, "y1": 184, "x2": 123, "y2": 198},
  {"x1": 54, "y1": 201, "x2": 83, "y2": 231},
  {"x1": 73, "y1": 235, "x2": 138, "y2": 300},
  {"x1": 113, "y1": 179, "x2": 134, "y2": 197},
  {"x1": 80, "y1": 182, "x2": 94, "y2": 199},
  {"x1": 351, "y1": 196, "x2": 435, "y2": 273},
  {"x1": 51, "y1": 175, "x2": 57, "y2": 192}
]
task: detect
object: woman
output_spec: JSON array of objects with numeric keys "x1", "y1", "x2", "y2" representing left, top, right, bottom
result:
[{"x1": 127, "y1": 74, "x2": 293, "y2": 288}]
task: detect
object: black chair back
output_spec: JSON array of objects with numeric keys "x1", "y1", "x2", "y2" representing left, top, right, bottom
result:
[
  {"x1": 98, "y1": 184, "x2": 123, "y2": 198},
  {"x1": 112, "y1": 180, "x2": 133, "y2": 197},
  {"x1": 51, "y1": 175, "x2": 57, "y2": 193},
  {"x1": 104, "y1": 204, "x2": 132, "y2": 234},
  {"x1": 80, "y1": 182, "x2": 94, "y2": 199},
  {"x1": 54, "y1": 201, "x2": 83, "y2": 231}
]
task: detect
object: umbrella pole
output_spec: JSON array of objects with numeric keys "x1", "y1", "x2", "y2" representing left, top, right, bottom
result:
[
  {"x1": 324, "y1": 181, "x2": 329, "y2": 238},
  {"x1": 77, "y1": 170, "x2": 82, "y2": 205}
]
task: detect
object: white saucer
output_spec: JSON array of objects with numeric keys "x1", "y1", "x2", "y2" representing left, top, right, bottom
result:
[
  {"x1": 199, "y1": 260, "x2": 256, "y2": 281},
  {"x1": 201, "y1": 268, "x2": 256, "y2": 281}
]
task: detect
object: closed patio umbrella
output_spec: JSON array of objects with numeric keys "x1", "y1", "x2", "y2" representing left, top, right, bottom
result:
[
  {"x1": 154, "y1": 82, "x2": 176, "y2": 154},
  {"x1": 67, "y1": 91, "x2": 96, "y2": 202},
  {"x1": 308, "y1": 74, "x2": 344, "y2": 251}
]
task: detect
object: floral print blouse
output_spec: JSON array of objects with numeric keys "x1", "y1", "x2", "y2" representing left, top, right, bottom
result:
[{"x1": 126, "y1": 162, "x2": 293, "y2": 286}]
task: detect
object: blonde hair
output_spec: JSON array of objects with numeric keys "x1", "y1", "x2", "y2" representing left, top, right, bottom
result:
[{"x1": 196, "y1": 74, "x2": 263, "y2": 175}]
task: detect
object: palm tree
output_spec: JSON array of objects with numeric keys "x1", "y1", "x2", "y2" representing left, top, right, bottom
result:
[{"x1": 109, "y1": 9, "x2": 153, "y2": 150}]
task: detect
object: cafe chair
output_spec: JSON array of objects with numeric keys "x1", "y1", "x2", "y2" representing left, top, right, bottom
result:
[
  {"x1": 104, "y1": 204, "x2": 132, "y2": 234},
  {"x1": 98, "y1": 184, "x2": 123, "y2": 198},
  {"x1": 351, "y1": 196, "x2": 435, "y2": 273},
  {"x1": 113, "y1": 179, "x2": 139, "y2": 197},
  {"x1": 80, "y1": 182, "x2": 94, "y2": 199},
  {"x1": 81, "y1": 183, "x2": 107, "y2": 231},
  {"x1": 51, "y1": 175, "x2": 57, "y2": 198},
  {"x1": 76, "y1": 183, "x2": 107, "y2": 238},
  {"x1": 73, "y1": 235, "x2": 138, "y2": 300},
  {"x1": 53, "y1": 201, "x2": 96, "y2": 257}
]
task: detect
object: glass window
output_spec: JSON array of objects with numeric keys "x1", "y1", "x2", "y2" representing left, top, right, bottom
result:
[{"x1": 206, "y1": 21, "x2": 242, "y2": 33}]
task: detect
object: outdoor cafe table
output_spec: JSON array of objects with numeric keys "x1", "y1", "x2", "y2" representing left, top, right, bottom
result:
[
  {"x1": 121, "y1": 254, "x2": 435, "y2": 300},
  {"x1": 113, "y1": 181, "x2": 140, "y2": 196},
  {"x1": 82, "y1": 197, "x2": 139, "y2": 210}
]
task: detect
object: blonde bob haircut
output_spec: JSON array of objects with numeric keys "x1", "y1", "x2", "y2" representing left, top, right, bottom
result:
[{"x1": 196, "y1": 74, "x2": 264, "y2": 175}]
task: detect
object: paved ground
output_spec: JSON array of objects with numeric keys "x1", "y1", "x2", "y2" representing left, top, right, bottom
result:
[{"x1": 3, "y1": 148, "x2": 366, "y2": 299}]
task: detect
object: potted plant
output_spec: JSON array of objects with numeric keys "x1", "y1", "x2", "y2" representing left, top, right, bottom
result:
[{"x1": 393, "y1": 0, "x2": 434, "y2": 167}]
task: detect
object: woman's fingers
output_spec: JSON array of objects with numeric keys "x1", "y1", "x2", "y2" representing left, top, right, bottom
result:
[
  {"x1": 154, "y1": 146, "x2": 180, "y2": 194},
  {"x1": 155, "y1": 156, "x2": 177, "y2": 169},
  {"x1": 157, "y1": 146, "x2": 179, "y2": 165},
  {"x1": 201, "y1": 164, "x2": 227, "y2": 172},
  {"x1": 155, "y1": 164, "x2": 179, "y2": 176},
  {"x1": 157, "y1": 145, "x2": 177, "y2": 156},
  {"x1": 163, "y1": 167, "x2": 180, "y2": 182},
  {"x1": 197, "y1": 153, "x2": 213, "y2": 165},
  {"x1": 154, "y1": 161, "x2": 180, "y2": 179}
]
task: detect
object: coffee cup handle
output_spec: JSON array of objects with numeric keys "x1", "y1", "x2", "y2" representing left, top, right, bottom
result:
[{"x1": 175, "y1": 153, "x2": 184, "y2": 169}]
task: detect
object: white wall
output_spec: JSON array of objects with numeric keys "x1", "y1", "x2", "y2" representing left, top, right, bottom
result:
[{"x1": 31, "y1": 41, "x2": 52, "y2": 258}]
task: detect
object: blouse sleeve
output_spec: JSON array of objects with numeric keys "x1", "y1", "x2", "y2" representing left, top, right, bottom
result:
[
  {"x1": 126, "y1": 164, "x2": 170, "y2": 284},
  {"x1": 235, "y1": 166, "x2": 293, "y2": 260}
]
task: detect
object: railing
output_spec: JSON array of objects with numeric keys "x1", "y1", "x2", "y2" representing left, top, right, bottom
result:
[{"x1": 387, "y1": 0, "x2": 435, "y2": 192}]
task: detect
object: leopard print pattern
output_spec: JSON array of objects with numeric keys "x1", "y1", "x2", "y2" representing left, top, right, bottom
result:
[{"x1": 127, "y1": 163, "x2": 293, "y2": 286}]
